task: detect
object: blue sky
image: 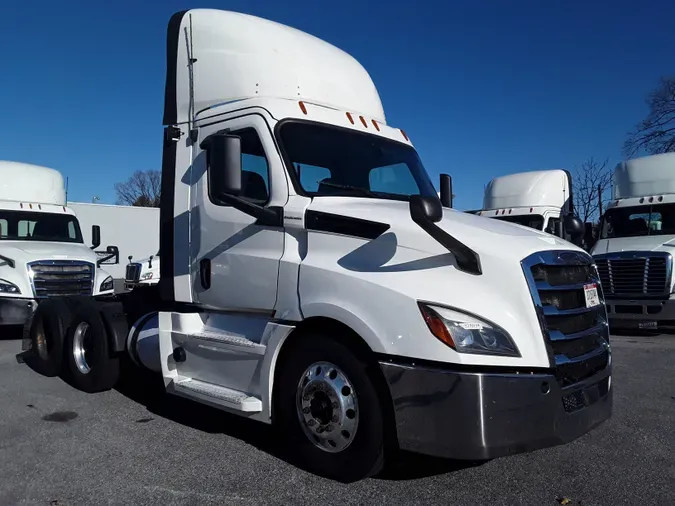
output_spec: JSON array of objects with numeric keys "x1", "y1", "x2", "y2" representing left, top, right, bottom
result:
[{"x1": 1, "y1": 0, "x2": 674, "y2": 210}]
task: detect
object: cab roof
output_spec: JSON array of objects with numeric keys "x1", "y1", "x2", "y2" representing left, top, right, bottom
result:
[{"x1": 164, "y1": 9, "x2": 386, "y2": 126}]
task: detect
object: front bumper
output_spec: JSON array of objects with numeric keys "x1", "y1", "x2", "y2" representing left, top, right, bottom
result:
[
  {"x1": 379, "y1": 358, "x2": 612, "y2": 460},
  {"x1": 0, "y1": 297, "x2": 37, "y2": 326},
  {"x1": 606, "y1": 296, "x2": 675, "y2": 330}
]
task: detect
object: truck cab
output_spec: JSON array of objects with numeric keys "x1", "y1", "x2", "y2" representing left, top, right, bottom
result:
[
  {"x1": 124, "y1": 250, "x2": 160, "y2": 291},
  {"x1": 0, "y1": 161, "x2": 118, "y2": 326},
  {"x1": 21, "y1": 9, "x2": 612, "y2": 482},
  {"x1": 592, "y1": 152, "x2": 675, "y2": 331},
  {"x1": 473, "y1": 169, "x2": 583, "y2": 242}
]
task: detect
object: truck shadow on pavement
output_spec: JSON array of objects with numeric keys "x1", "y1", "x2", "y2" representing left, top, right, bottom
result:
[{"x1": 114, "y1": 361, "x2": 486, "y2": 482}]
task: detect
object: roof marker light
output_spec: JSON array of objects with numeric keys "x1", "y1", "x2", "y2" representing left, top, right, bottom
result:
[
  {"x1": 298, "y1": 101, "x2": 307, "y2": 115},
  {"x1": 38, "y1": 204, "x2": 42, "y2": 210},
  {"x1": 400, "y1": 129, "x2": 409, "y2": 141},
  {"x1": 508, "y1": 209, "x2": 512, "y2": 214},
  {"x1": 359, "y1": 116, "x2": 368, "y2": 128},
  {"x1": 372, "y1": 119, "x2": 380, "y2": 131},
  {"x1": 640, "y1": 198, "x2": 644, "y2": 203},
  {"x1": 530, "y1": 207, "x2": 533, "y2": 212},
  {"x1": 649, "y1": 196, "x2": 654, "y2": 203},
  {"x1": 659, "y1": 196, "x2": 663, "y2": 202},
  {"x1": 20, "y1": 203, "x2": 23, "y2": 208},
  {"x1": 346, "y1": 112, "x2": 354, "y2": 124},
  {"x1": 29, "y1": 204, "x2": 33, "y2": 209},
  {"x1": 63, "y1": 206, "x2": 66, "y2": 212}
]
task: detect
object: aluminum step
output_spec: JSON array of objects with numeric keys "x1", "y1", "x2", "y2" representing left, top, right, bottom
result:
[
  {"x1": 183, "y1": 330, "x2": 267, "y2": 355},
  {"x1": 173, "y1": 378, "x2": 262, "y2": 412}
]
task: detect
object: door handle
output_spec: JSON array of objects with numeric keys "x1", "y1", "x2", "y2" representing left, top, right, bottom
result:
[{"x1": 200, "y1": 258, "x2": 211, "y2": 290}]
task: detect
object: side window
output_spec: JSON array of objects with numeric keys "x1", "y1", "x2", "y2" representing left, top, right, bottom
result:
[
  {"x1": 295, "y1": 163, "x2": 331, "y2": 192},
  {"x1": 546, "y1": 217, "x2": 560, "y2": 235},
  {"x1": 68, "y1": 221, "x2": 77, "y2": 240},
  {"x1": 0, "y1": 219, "x2": 7, "y2": 238},
  {"x1": 369, "y1": 163, "x2": 418, "y2": 195},
  {"x1": 18, "y1": 220, "x2": 37, "y2": 238},
  {"x1": 236, "y1": 128, "x2": 270, "y2": 204}
]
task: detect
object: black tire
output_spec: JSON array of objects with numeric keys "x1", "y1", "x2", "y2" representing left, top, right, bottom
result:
[
  {"x1": 22, "y1": 298, "x2": 76, "y2": 377},
  {"x1": 275, "y1": 334, "x2": 386, "y2": 482},
  {"x1": 63, "y1": 301, "x2": 120, "y2": 393}
]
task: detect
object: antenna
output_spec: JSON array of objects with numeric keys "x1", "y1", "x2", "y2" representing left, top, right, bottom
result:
[
  {"x1": 65, "y1": 176, "x2": 69, "y2": 201},
  {"x1": 185, "y1": 14, "x2": 198, "y2": 135}
]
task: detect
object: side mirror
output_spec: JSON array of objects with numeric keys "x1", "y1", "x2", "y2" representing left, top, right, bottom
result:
[
  {"x1": 91, "y1": 225, "x2": 101, "y2": 250},
  {"x1": 201, "y1": 133, "x2": 242, "y2": 200},
  {"x1": 583, "y1": 222, "x2": 596, "y2": 250},
  {"x1": 563, "y1": 215, "x2": 584, "y2": 246},
  {"x1": 410, "y1": 195, "x2": 443, "y2": 224},
  {"x1": 96, "y1": 245, "x2": 119, "y2": 267},
  {"x1": 439, "y1": 173, "x2": 453, "y2": 208}
]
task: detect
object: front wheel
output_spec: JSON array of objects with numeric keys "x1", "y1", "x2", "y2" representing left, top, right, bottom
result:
[{"x1": 275, "y1": 334, "x2": 386, "y2": 482}]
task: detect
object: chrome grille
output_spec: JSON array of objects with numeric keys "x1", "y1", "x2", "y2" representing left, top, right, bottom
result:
[
  {"x1": 125, "y1": 263, "x2": 141, "y2": 282},
  {"x1": 594, "y1": 252, "x2": 672, "y2": 298},
  {"x1": 28, "y1": 261, "x2": 95, "y2": 298},
  {"x1": 522, "y1": 251, "x2": 610, "y2": 388}
]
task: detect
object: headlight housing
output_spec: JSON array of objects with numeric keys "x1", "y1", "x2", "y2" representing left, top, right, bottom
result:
[
  {"x1": 418, "y1": 302, "x2": 520, "y2": 357},
  {"x1": 100, "y1": 276, "x2": 114, "y2": 292},
  {"x1": 0, "y1": 278, "x2": 21, "y2": 294}
]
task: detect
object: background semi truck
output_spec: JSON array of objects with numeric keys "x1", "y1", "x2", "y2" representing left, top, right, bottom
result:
[
  {"x1": 69, "y1": 202, "x2": 159, "y2": 291},
  {"x1": 0, "y1": 161, "x2": 117, "y2": 326},
  {"x1": 471, "y1": 169, "x2": 584, "y2": 243},
  {"x1": 592, "y1": 152, "x2": 675, "y2": 331},
  {"x1": 19, "y1": 9, "x2": 612, "y2": 482}
]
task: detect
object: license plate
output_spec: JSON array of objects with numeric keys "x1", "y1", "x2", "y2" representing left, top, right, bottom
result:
[
  {"x1": 584, "y1": 283, "x2": 600, "y2": 308},
  {"x1": 638, "y1": 321, "x2": 658, "y2": 329}
]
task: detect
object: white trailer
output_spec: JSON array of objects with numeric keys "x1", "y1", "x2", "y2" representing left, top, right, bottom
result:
[
  {"x1": 20, "y1": 9, "x2": 611, "y2": 481},
  {"x1": 473, "y1": 169, "x2": 583, "y2": 241},
  {"x1": 0, "y1": 161, "x2": 116, "y2": 326},
  {"x1": 592, "y1": 152, "x2": 675, "y2": 331},
  {"x1": 68, "y1": 202, "x2": 159, "y2": 283}
]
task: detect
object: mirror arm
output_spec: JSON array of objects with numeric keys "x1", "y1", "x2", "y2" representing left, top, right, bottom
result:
[
  {"x1": 216, "y1": 193, "x2": 282, "y2": 227},
  {"x1": 410, "y1": 213, "x2": 482, "y2": 275}
]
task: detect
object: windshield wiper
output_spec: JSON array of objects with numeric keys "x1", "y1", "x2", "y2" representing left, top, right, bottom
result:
[{"x1": 317, "y1": 181, "x2": 379, "y2": 198}]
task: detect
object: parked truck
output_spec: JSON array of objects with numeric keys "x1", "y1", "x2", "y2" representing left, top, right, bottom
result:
[
  {"x1": 124, "y1": 250, "x2": 160, "y2": 291},
  {"x1": 19, "y1": 9, "x2": 611, "y2": 481},
  {"x1": 591, "y1": 152, "x2": 675, "y2": 331},
  {"x1": 472, "y1": 169, "x2": 584, "y2": 242},
  {"x1": 0, "y1": 161, "x2": 117, "y2": 326}
]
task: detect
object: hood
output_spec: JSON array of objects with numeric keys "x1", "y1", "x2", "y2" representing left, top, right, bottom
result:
[
  {"x1": 0, "y1": 241, "x2": 97, "y2": 263},
  {"x1": 307, "y1": 197, "x2": 579, "y2": 261},
  {"x1": 592, "y1": 235, "x2": 675, "y2": 255}
]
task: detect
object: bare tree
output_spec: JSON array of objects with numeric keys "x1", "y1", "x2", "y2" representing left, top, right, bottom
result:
[
  {"x1": 115, "y1": 170, "x2": 161, "y2": 207},
  {"x1": 624, "y1": 76, "x2": 675, "y2": 157},
  {"x1": 572, "y1": 157, "x2": 612, "y2": 223}
]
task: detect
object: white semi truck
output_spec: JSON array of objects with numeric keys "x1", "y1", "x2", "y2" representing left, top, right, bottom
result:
[
  {"x1": 0, "y1": 161, "x2": 117, "y2": 326},
  {"x1": 591, "y1": 152, "x2": 675, "y2": 331},
  {"x1": 19, "y1": 9, "x2": 611, "y2": 481},
  {"x1": 472, "y1": 169, "x2": 584, "y2": 242},
  {"x1": 124, "y1": 250, "x2": 160, "y2": 290}
]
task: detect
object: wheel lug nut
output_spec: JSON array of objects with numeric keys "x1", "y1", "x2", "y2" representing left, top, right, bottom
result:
[
  {"x1": 331, "y1": 415, "x2": 339, "y2": 423},
  {"x1": 332, "y1": 402, "x2": 339, "y2": 409},
  {"x1": 316, "y1": 426, "x2": 323, "y2": 433},
  {"x1": 302, "y1": 407, "x2": 310, "y2": 414},
  {"x1": 307, "y1": 419, "x2": 316, "y2": 427},
  {"x1": 325, "y1": 424, "x2": 334, "y2": 432}
]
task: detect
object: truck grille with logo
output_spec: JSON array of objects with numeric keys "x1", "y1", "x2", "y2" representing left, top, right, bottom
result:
[
  {"x1": 522, "y1": 251, "x2": 610, "y2": 411},
  {"x1": 125, "y1": 263, "x2": 142, "y2": 283},
  {"x1": 593, "y1": 252, "x2": 672, "y2": 298},
  {"x1": 28, "y1": 261, "x2": 95, "y2": 298}
]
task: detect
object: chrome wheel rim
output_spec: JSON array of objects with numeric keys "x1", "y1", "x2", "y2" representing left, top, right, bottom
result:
[
  {"x1": 72, "y1": 322, "x2": 92, "y2": 374},
  {"x1": 296, "y1": 361, "x2": 359, "y2": 453}
]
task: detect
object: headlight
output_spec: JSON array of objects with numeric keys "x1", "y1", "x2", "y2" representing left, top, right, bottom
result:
[
  {"x1": 100, "y1": 276, "x2": 114, "y2": 292},
  {"x1": 0, "y1": 278, "x2": 20, "y2": 294},
  {"x1": 418, "y1": 302, "x2": 520, "y2": 357},
  {"x1": 141, "y1": 272, "x2": 154, "y2": 280}
]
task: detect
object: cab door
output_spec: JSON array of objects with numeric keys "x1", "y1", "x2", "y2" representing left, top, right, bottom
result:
[{"x1": 190, "y1": 114, "x2": 286, "y2": 314}]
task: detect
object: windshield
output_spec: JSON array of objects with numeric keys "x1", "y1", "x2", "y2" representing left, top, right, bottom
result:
[
  {"x1": 493, "y1": 214, "x2": 545, "y2": 230},
  {"x1": 0, "y1": 210, "x2": 84, "y2": 243},
  {"x1": 278, "y1": 121, "x2": 437, "y2": 201},
  {"x1": 601, "y1": 204, "x2": 675, "y2": 239}
]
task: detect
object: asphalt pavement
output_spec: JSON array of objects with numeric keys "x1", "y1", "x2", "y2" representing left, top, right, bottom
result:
[{"x1": 0, "y1": 332, "x2": 673, "y2": 506}]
